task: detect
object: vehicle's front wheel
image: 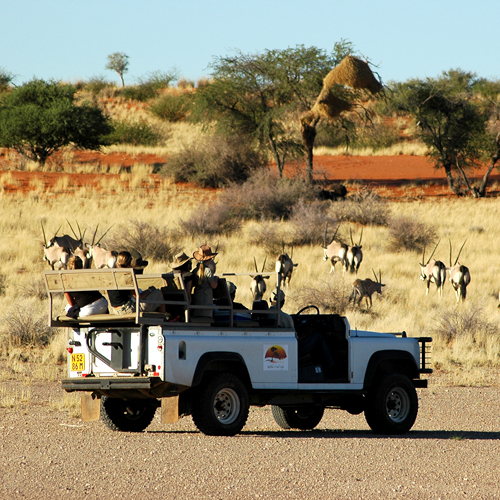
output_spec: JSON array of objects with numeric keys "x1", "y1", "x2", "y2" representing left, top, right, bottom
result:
[
  {"x1": 364, "y1": 373, "x2": 418, "y2": 434},
  {"x1": 191, "y1": 373, "x2": 249, "y2": 436},
  {"x1": 271, "y1": 405, "x2": 324, "y2": 430},
  {"x1": 100, "y1": 396, "x2": 157, "y2": 432}
]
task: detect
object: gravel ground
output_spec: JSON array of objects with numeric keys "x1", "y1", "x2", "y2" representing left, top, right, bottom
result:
[{"x1": 1, "y1": 379, "x2": 500, "y2": 500}]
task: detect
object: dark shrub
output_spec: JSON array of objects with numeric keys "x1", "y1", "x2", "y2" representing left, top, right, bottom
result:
[
  {"x1": 329, "y1": 189, "x2": 390, "y2": 226},
  {"x1": 4, "y1": 303, "x2": 54, "y2": 347},
  {"x1": 292, "y1": 278, "x2": 352, "y2": 315},
  {"x1": 176, "y1": 202, "x2": 242, "y2": 238},
  {"x1": 433, "y1": 306, "x2": 498, "y2": 345},
  {"x1": 219, "y1": 170, "x2": 316, "y2": 220},
  {"x1": 105, "y1": 220, "x2": 179, "y2": 263},
  {"x1": 289, "y1": 199, "x2": 339, "y2": 246},
  {"x1": 164, "y1": 134, "x2": 265, "y2": 188},
  {"x1": 250, "y1": 222, "x2": 290, "y2": 256},
  {"x1": 388, "y1": 216, "x2": 437, "y2": 252}
]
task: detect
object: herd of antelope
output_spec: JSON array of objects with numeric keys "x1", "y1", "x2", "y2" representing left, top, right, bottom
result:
[
  {"x1": 42, "y1": 220, "x2": 473, "y2": 309},
  {"x1": 42, "y1": 221, "x2": 117, "y2": 271},
  {"x1": 322, "y1": 224, "x2": 472, "y2": 309}
]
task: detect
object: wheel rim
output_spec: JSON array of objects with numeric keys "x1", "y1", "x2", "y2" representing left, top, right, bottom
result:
[
  {"x1": 123, "y1": 403, "x2": 146, "y2": 420},
  {"x1": 385, "y1": 387, "x2": 410, "y2": 422},
  {"x1": 213, "y1": 388, "x2": 240, "y2": 425}
]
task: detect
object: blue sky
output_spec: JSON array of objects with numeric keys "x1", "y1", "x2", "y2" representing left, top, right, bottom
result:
[{"x1": 2, "y1": 0, "x2": 499, "y2": 86}]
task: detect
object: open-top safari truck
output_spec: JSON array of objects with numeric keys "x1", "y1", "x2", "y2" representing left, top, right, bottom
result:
[{"x1": 44, "y1": 267, "x2": 432, "y2": 436}]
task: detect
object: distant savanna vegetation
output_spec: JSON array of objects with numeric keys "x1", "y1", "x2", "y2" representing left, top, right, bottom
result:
[{"x1": 1, "y1": 44, "x2": 500, "y2": 398}]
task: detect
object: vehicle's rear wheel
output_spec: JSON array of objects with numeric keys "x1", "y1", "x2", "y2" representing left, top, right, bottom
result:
[
  {"x1": 191, "y1": 373, "x2": 249, "y2": 436},
  {"x1": 364, "y1": 373, "x2": 418, "y2": 434},
  {"x1": 100, "y1": 396, "x2": 157, "y2": 432},
  {"x1": 271, "y1": 405, "x2": 324, "y2": 430}
]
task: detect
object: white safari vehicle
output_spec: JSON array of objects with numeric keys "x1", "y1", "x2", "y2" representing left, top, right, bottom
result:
[{"x1": 44, "y1": 268, "x2": 432, "y2": 436}]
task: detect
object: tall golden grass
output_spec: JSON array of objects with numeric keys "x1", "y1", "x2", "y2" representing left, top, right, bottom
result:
[{"x1": 0, "y1": 182, "x2": 499, "y2": 386}]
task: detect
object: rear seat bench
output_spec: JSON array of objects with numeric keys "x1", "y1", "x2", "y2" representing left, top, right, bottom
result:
[{"x1": 43, "y1": 269, "x2": 190, "y2": 327}]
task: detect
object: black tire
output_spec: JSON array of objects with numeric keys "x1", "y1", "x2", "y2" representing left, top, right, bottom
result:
[
  {"x1": 191, "y1": 373, "x2": 249, "y2": 436},
  {"x1": 271, "y1": 405, "x2": 324, "y2": 430},
  {"x1": 100, "y1": 396, "x2": 157, "y2": 432},
  {"x1": 364, "y1": 373, "x2": 418, "y2": 434}
]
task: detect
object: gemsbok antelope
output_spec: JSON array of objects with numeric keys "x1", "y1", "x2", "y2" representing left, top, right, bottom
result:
[
  {"x1": 86, "y1": 225, "x2": 117, "y2": 269},
  {"x1": 275, "y1": 250, "x2": 297, "y2": 287},
  {"x1": 250, "y1": 257, "x2": 270, "y2": 301},
  {"x1": 41, "y1": 224, "x2": 70, "y2": 269},
  {"x1": 349, "y1": 269, "x2": 385, "y2": 309},
  {"x1": 43, "y1": 220, "x2": 85, "y2": 252},
  {"x1": 346, "y1": 227, "x2": 363, "y2": 274},
  {"x1": 447, "y1": 239, "x2": 471, "y2": 302},
  {"x1": 322, "y1": 224, "x2": 348, "y2": 273},
  {"x1": 419, "y1": 240, "x2": 446, "y2": 296}
]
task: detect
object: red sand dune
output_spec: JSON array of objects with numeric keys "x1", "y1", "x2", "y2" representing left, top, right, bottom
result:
[{"x1": 1, "y1": 151, "x2": 498, "y2": 200}]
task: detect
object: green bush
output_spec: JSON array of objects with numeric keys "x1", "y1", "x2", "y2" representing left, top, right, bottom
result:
[
  {"x1": 118, "y1": 84, "x2": 157, "y2": 102},
  {"x1": 149, "y1": 93, "x2": 192, "y2": 122},
  {"x1": 388, "y1": 215, "x2": 437, "y2": 252},
  {"x1": 164, "y1": 134, "x2": 265, "y2": 188},
  {"x1": 83, "y1": 76, "x2": 114, "y2": 95},
  {"x1": 351, "y1": 119, "x2": 400, "y2": 150},
  {"x1": 107, "y1": 120, "x2": 161, "y2": 146}
]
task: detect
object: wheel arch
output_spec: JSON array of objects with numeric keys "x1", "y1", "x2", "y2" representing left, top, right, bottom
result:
[
  {"x1": 191, "y1": 352, "x2": 251, "y2": 389},
  {"x1": 363, "y1": 350, "x2": 419, "y2": 391}
]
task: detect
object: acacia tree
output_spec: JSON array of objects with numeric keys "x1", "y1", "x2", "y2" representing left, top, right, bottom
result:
[
  {"x1": 106, "y1": 52, "x2": 129, "y2": 87},
  {"x1": 192, "y1": 45, "x2": 349, "y2": 179},
  {"x1": 391, "y1": 70, "x2": 497, "y2": 197},
  {"x1": 0, "y1": 79, "x2": 113, "y2": 166}
]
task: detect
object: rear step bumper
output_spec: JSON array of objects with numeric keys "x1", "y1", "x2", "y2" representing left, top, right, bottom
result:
[{"x1": 62, "y1": 376, "x2": 162, "y2": 392}]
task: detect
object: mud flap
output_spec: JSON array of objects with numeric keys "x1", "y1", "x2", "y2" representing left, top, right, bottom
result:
[
  {"x1": 81, "y1": 393, "x2": 101, "y2": 421},
  {"x1": 161, "y1": 395, "x2": 179, "y2": 424}
]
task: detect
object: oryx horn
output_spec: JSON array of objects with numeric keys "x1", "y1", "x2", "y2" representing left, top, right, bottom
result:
[
  {"x1": 91, "y1": 224, "x2": 99, "y2": 246},
  {"x1": 425, "y1": 238, "x2": 441, "y2": 265},
  {"x1": 253, "y1": 256, "x2": 259, "y2": 273},
  {"x1": 262, "y1": 256, "x2": 267, "y2": 273},
  {"x1": 451, "y1": 238, "x2": 468, "y2": 266},
  {"x1": 95, "y1": 224, "x2": 114, "y2": 246},
  {"x1": 41, "y1": 222, "x2": 48, "y2": 247},
  {"x1": 358, "y1": 227, "x2": 363, "y2": 246},
  {"x1": 66, "y1": 219, "x2": 78, "y2": 240}
]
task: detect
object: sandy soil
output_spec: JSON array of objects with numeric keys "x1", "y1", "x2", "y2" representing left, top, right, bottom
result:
[
  {"x1": 2, "y1": 151, "x2": 499, "y2": 200},
  {"x1": 1, "y1": 378, "x2": 500, "y2": 499}
]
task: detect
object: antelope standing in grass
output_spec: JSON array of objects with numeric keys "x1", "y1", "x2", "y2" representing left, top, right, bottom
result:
[
  {"x1": 448, "y1": 239, "x2": 471, "y2": 302},
  {"x1": 250, "y1": 257, "x2": 270, "y2": 301},
  {"x1": 86, "y1": 225, "x2": 117, "y2": 269},
  {"x1": 44, "y1": 220, "x2": 85, "y2": 252},
  {"x1": 420, "y1": 240, "x2": 446, "y2": 297},
  {"x1": 349, "y1": 269, "x2": 385, "y2": 309},
  {"x1": 322, "y1": 224, "x2": 348, "y2": 273},
  {"x1": 346, "y1": 228, "x2": 363, "y2": 274},
  {"x1": 276, "y1": 249, "x2": 297, "y2": 287},
  {"x1": 41, "y1": 223, "x2": 70, "y2": 269}
]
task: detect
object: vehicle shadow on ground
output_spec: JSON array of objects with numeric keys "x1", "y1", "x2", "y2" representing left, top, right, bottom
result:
[{"x1": 148, "y1": 429, "x2": 500, "y2": 440}]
